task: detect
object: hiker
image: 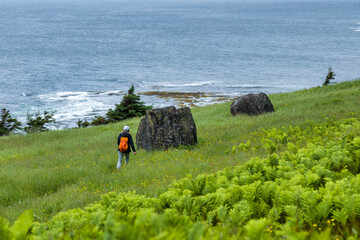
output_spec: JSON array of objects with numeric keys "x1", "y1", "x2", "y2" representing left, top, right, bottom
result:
[{"x1": 117, "y1": 125, "x2": 136, "y2": 169}]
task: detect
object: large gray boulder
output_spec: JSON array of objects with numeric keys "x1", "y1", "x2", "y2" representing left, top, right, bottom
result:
[
  {"x1": 230, "y1": 92, "x2": 275, "y2": 116},
  {"x1": 136, "y1": 106, "x2": 197, "y2": 151}
]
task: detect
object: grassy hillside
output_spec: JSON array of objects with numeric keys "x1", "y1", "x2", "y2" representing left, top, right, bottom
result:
[{"x1": 0, "y1": 80, "x2": 359, "y2": 224}]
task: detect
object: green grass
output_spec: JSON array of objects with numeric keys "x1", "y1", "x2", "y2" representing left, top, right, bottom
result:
[{"x1": 0, "y1": 79, "x2": 359, "y2": 223}]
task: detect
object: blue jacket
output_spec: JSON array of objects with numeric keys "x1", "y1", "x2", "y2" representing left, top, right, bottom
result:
[{"x1": 117, "y1": 131, "x2": 136, "y2": 153}]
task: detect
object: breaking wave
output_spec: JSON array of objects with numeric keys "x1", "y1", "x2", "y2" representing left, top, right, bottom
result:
[{"x1": 140, "y1": 81, "x2": 215, "y2": 89}]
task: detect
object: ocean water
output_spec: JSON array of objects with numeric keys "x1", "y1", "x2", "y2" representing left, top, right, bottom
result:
[{"x1": 0, "y1": 0, "x2": 359, "y2": 129}]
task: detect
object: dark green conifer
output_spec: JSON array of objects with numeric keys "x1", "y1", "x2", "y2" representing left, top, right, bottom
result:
[
  {"x1": 76, "y1": 119, "x2": 91, "y2": 128},
  {"x1": 106, "y1": 85, "x2": 152, "y2": 121},
  {"x1": 0, "y1": 108, "x2": 22, "y2": 136},
  {"x1": 24, "y1": 111, "x2": 56, "y2": 133},
  {"x1": 323, "y1": 67, "x2": 336, "y2": 86},
  {"x1": 91, "y1": 116, "x2": 112, "y2": 126}
]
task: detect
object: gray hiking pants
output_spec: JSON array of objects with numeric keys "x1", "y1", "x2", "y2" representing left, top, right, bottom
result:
[{"x1": 117, "y1": 151, "x2": 129, "y2": 169}]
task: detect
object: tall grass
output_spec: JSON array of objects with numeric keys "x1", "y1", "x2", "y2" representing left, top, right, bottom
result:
[{"x1": 0, "y1": 79, "x2": 359, "y2": 222}]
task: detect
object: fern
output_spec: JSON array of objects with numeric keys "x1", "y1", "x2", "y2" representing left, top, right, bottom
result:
[
  {"x1": 331, "y1": 208, "x2": 348, "y2": 225},
  {"x1": 0, "y1": 217, "x2": 12, "y2": 240},
  {"x1": 228, "y1": 200, "x2": 252, "y2": 228},
  {"x1": 5, "y1": 117, "x2": 360, "y2": 239},
  {"x1": 245, "y1": 218, "x2": 269, "y2": 240},
  {"x1": 10, "y1": 210, "x2": 34, "y2": 240},
  {"x1": 316, "y1": 195, "x2": 333, "y2": 221}
]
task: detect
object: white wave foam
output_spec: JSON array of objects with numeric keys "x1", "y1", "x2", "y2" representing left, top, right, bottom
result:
[
  {"x1": 37, "y1": 91, "x2": 110, "y2": 127},
  {"x1": 88, "y1": 90, "x2": 123, "y2": 96},
  {"x1": 165, "y1": 81, "x2": 215, "y2": 87},
  {"x1": 20, "y1": 92, "x2": 37, "y2": 97},
  {"x1": 101, "y1": 90, "x2": 123, "y2": 96},
  {"x1": 53, "y1": 100, "x2": 106, "y2": 122},
  {"x1": 142, "y1": 81, "x2": 215, "y2": 89},
  {"x1": 39, "y1": 91, "x2": 89, "y2": 101},
  {"x1": 39, "y1": 90, "x2": 124, "y2": 102},
  {"x1": 349, "y1": 24, "x2": 360, "y2": 31},
  {"x1": 225, "y1": 84, "x2": 265, "y2": 89}
]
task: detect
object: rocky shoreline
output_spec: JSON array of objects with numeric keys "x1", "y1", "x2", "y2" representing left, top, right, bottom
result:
[{"x1": 140, "y1": 91, "x2": 236, "y2": 108}]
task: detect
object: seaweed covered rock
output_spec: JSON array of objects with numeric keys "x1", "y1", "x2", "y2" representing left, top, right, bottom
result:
[
  {"x1": 136, "y1": 106, "x2": 197, "y2": 151},
  {"x1": 230, "y1": 92, "x2": 275, "y2": 116}
]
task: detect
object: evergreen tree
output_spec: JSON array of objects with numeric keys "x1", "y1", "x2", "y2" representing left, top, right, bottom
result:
[
  {"x1": 0, "y1": 108, "x2": 22, "y2": 136},
  {"x1": 91, "y1": 116, "x2": 112, "y2": 126},
  {"x1": 24, "y1": 111, "x2": 56, "y2": 133},
  {"x1": 76, "y1": 119, "x2": 91, "y2": 128},
  {"x1": 106, "y1": 85, "x2": 152, "y2": 121},
  {"x1": 323, "y1": 67, "x2": 336, "y2": 86}
]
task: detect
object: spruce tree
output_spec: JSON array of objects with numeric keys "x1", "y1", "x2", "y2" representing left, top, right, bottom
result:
[
  {"x1": 76, "y1": 119, "x2": 91, "y2": 128},
  {"x1": 0, "y1": 108, "x2": 22, "y2": 136},
  {"x1": 106, "y1": 85, "x2": 152, "y2": 121},
  {"x1": 24, "y1": 111, "x2": 56, "y2": 133},
  {"x1": 323, "y1": 67, "x2": 336, "y2": 86},
  {"x1": 91, "y1": 116, "x2": 112, "y2": 126}
]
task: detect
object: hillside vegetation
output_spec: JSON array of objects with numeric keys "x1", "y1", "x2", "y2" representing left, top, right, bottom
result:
[{"x1": 0, "y1": 80, "x2": 359, "y2": 239}]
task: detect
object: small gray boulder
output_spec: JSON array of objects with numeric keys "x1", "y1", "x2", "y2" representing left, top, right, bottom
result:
[
  {"x1": 230, "y1": 92, "x2": 274, "y2": 116},
  {"x1": 136, "y1": 106, "x2": 197, "y2": 151}
]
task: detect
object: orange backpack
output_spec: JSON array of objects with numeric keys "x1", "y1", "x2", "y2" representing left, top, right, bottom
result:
[{"x1": 119, "y1": 137, "x2": 129, "y2": 152}]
